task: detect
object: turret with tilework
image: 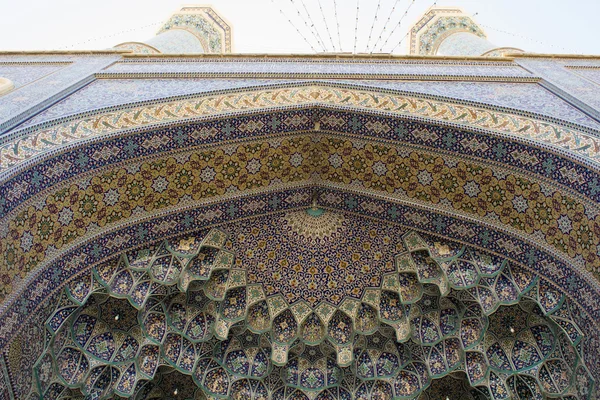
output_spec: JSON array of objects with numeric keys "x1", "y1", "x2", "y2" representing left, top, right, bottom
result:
[
  {"x1": 408, "y1": 7, "x2": 523, "y2": 57},
  {"x1": 115, "y1": 5, "x2": 232, "y2": 54}
]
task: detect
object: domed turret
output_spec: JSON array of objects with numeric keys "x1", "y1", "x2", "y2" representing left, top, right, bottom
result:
[
  {"x1": 115, "y1": 5, "x2": 232, "y2": 54},
  {"x1": 408, "y1": 7, "x2": 522, "y2": 57}
]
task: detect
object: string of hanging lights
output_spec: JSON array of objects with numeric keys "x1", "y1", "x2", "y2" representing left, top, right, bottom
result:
[
  {"x1": 58, "y1": 1, "x2": 577, "y2": 56},
  {"x1": 378, "y1": 0, "x2": 422, "y2": 53},
  {"x1": 289, "y1": 0, "x2": 327, "y2": 52},
  {"x1": 332, "y1": 0, "x2": 343, "y2": 51},
  {"x1": 271, "y1": 0, "x2": 569, "y2": 55},
  {"x1": 57, "y1": 21, "x2": 163, "y2": 49},
  {"x1": 316, "y1": 0, "x2": 337, "y2": 51},
  {"x1": 299, "y1": 0, "x2": 330, "y2": 51},
  {"x1": 389, "y1": 0, "x2": 437, "y2": 53},
  {"x1": 272, "y1": 0, "x2": 428, "y2": 54},
  {"x1": 476, "y1": 19, "x2": 576, "y2": 54},
  {"x1": 370, "y1": 0, "x2": 402, "y2": 53},
  {"x1": 365, "y1": 0, "x2": 383, "y2": 53},
  {"x1": 271, "y1": 0, "x2": 319, "y2": 53},
  {"x1": 389, "y1": 30, "x2": 411, "y2": 53},
  {"x1": 354, "y1": 0, "x2": 360, "y2": 54}
]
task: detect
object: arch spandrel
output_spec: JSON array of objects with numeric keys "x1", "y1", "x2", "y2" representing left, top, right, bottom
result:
[{"x1": 0, "y1": 83, "x2": 599, "y2": 399}]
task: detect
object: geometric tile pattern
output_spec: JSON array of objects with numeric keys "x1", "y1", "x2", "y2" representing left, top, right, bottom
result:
[
  {"x1": 517, "y1": 60, "x2": 600, "y2": 119},
  {"x1": 571, "y1": 68, "x2": 600, "y2": 87},
  {"x1": 0, "y1": 55, "x2": 121, "y2": 134},
  {"x1": 156, "y1": 6, "x2": 231, "y2": 53},
  {"x1": 5, "y1": 108, "x2": 599, "y2": 222},
  {"x1": 0, "y1": 63, "x2": 68, "y2": 89},
  {"x1": 15, "y1": 80, "x2": 600, "y2": 130},
  {"x1": 2, "y1": 132, "x2": 599, "y2": 308},
  {"x1": 14, "y1": 79, "x2": 287, "y2": 130},
  {"x1": 409, "y1": 8, "x2": 487, "y2": 55}
]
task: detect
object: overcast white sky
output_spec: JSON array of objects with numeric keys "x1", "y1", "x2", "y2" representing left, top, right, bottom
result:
[{"x1": 0, "y1": 0, "x2": 598, "y2": 55}]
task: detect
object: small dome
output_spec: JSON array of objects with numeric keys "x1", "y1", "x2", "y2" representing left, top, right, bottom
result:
[{"x1": 0, "y1": 77, "x2": 14, "y2": 95}]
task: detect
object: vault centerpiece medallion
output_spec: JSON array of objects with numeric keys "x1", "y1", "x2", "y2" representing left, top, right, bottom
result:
[{"x1": 232, "y1": 209, "x2": 402, "y2": 306}]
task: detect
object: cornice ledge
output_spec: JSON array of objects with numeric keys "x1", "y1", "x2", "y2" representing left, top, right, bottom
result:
[{"x1": 121, "y1": 52, "x2": 515, "y2": 61}]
